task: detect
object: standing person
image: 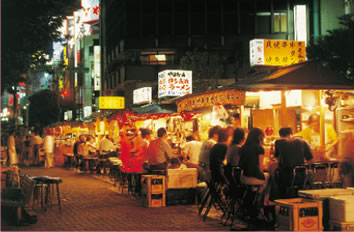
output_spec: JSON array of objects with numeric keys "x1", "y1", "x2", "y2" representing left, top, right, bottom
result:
[
  {"x1": 295, "y1": 113, "x2": 338, "y2": 159},
  {"x1": 147, "y1": 127, "x2": 173, "y2": 171},
  {"x1": 183, "y1": 135, "x2": 202, "y2": 169},
  {"x1": 32, "y1": 130, "x2": 43, "y2": 165},
  {"x1": 7, "y1": 130, "x2": 19, "y2": 166},
  {"x1": 134, "y1": 128, "x2": 152, "y2": 170},
  {"x1": 226, "y1": 128, "x2": 245, "y2": 167},
  {"x1": 239, "y1": 128, "x2": 271, "y2": 206},
  {"x1": 198, "y1": 126, "x2": 221, "y2": 182},
  {"x1": 275, "y1": 127, "x2": 313, "y2": 198},
  {"x1": 43, "y1": 130, "x2": 55, "y2": 168},
  {"x1": 209, "y1": 128, "x2": 232, "y2": 184}
]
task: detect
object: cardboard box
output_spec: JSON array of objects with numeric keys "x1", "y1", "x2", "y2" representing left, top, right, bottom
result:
[
  {"x1": 141, "y1": 175, "x2": 165, "y2": 194},
  {"x1": 143, "y1": 193, "x2": 166, "y2": 208},
  {"x1": 329, "y1": 195, "x2": 354, "y2": 222},
  {"x1": 167, "y1": 168, "x2": 197, "y2": 189},
  {"x1": 275, "y1": 198, "x2": 323, "y2": 231}
]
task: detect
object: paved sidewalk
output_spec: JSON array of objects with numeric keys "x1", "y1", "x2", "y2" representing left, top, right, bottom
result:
[{"x1": 2, "y1": 167, "x2": 229, "y2": 231}]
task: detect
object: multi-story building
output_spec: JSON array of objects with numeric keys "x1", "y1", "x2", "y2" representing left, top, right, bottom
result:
[{"x1": 100, "y1": 0, "x2": 352, "y2": 108}]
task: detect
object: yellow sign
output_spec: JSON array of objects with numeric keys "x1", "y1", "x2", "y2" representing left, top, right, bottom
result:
[
  {"x1": 177, "y1": 89, "x2": 245, "y2": 113},
  {"x1": 250, "y1": 39, "x2": 306, "y2": 66},
  {"x1": 99, "y1": 96, "x2": 125, "y2": 109}
]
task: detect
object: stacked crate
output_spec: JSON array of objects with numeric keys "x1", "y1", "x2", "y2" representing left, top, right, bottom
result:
[
  {"x1": 141, "y1": 175, "x2": 166, "y2": 207},
  {"x1": 274, "y1": 198, "x2": 323, "y2": 231},
  {"x1": 329, "y1": 195, "x2": 354, "y2": 231}
]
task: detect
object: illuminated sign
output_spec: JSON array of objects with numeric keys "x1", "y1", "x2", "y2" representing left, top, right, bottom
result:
[
  {"x1": 64, "y1": 111, "x2": 72, "y2": 121},
  {"x1": 81, "y1": 0, "x2": 100, "y2": 24},
  {"x1": 83, "y1": 106, "x2": 92, "y2": 118},
  {"x1": 177, "y1": 89, "x2": 245, "y2": 113},
  {"x1": 93, "y1": 46, "x2": 101, "y2": 91},
  {"x1": 133, "y1": 87, "x2": 152, "y2": 105},
  {"x1": 250, "y1": 39, "x2": 306, "y2": 66},
  {"x1": 158, "y1": 70, "x2": 192, "y2": 98},
  {"x1": 99, "y1": 96, "x2": 125, "y2": 109}
]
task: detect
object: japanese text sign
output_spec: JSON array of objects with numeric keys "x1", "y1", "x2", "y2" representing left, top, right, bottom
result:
[
  {"x1": 250, "y1": 39, "x2": 306, "y2": 66},
  {"x1": 99, "y1": 96, "x2": 125, "y2": 109},
  {"x1": 177, "y1": 89, "x2": 245, "y2": 113},
  {"x1": 133, "y1": 87, "x2": 152, "y2": 105},
  {"x1": 158, "y1": 70, "x2": 192, "y2": 98},
  {"x1": 81, "y1": 0, "x2": 100, "y2": 23}
]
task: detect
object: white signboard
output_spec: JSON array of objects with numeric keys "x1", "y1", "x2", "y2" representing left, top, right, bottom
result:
[
  {"x1": 250, "y1": 39, "x2": 265, "y2": 66},
  {"x1": 93, "y1": 46, "x2": 101, "y2": 91},
  {"x1": 158, "y1": 70, "x2": 192, "y2": 98},
  {"x1": 81, "y1": 0, "x2": 100, "y2": 24},
  {"x1": 133, "y1": 87, "x2": 152, "y2": 105},
  {"x1": 64, "y1": 111, "x2": 73, "y2": 121},
  {"x1": 83, "y1": 106, "x2": 92, "y2": 118}
]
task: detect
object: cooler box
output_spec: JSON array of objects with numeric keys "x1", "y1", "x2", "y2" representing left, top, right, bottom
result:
[
  {"x1": 167, "y1": 168, "x2": 197, "y2": 189},
  {"x1": 141, "y1": 175, "x2": 165, "y2": 194},
  {"x1": 329, "y1": 220, "x2": 354, "y2": 231},
  {"x1": 298, "y1": 188, "x2": 354, "y2": 230},
  {"x1": 274, "y1": 198, "x2": 323, "y2": 231},
  {"x1": 329, "y1": 195, "x2": 354, "y2": 222}
]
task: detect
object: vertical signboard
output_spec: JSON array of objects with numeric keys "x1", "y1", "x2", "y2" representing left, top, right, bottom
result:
[{"x1": 93, "y1": 46, "x2": 101, "y2": 91}]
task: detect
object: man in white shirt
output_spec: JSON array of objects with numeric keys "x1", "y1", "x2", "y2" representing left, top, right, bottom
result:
[
  {"x1": 99, "y1": 135, "x2": 117, "y2": 157},
  {"x1": 198, "y1": 126, "x2": 221, "y2": 182},
  {"x1": 183, "y1": 135, "x2": 202, "y2": 168},
  {"x1": 32, "y1": 131, "x2": 43, "y2": 165},
  {"x1": 43, "y1": 130, "x2": 55, "y2": 168}
]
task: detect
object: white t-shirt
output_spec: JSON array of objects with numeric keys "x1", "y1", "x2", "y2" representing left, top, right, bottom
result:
[
  {"x1": 43, "y1": 135, "x2": 55, "y2": 153},
  {"x1": 183, "y1": 140, "x2": 202, "y2": 165}
]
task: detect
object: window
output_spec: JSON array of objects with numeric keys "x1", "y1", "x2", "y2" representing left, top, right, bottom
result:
[
  {"x1": 255, "y1": 12, "x2": 271, "y2": 34},
  {"x1": 140, "y1": 52, "x2": 175, "y2": 65},
  {"x1": 274, "y1": 12, "x2": 287, "y2": 33}
]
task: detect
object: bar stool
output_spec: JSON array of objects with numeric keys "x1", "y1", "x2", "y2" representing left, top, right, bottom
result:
[
  {"x1": 309, "y1": 163, "x2": 328, "y2": 189},
  {"x1": 288, "y1": 165, "x2": 309, "y2": 197},
  {"x1": 329, "y1": 161, "x2": 343, "y2": 187},
  {"x1": 43, "y1": 177, "x2": 63, "y2": 210}
]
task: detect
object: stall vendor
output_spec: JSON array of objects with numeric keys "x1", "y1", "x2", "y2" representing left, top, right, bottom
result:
[{"x1": 295, "y1": 113, "x2": 338, "y2": 158}]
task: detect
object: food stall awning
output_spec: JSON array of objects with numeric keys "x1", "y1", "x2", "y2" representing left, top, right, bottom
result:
[
  {"x1": 231, "y1": 60, "x2": 354, "y2": 90},
  {"x1": 130, "y1": 104, "x2": 177, "y2": 114}
]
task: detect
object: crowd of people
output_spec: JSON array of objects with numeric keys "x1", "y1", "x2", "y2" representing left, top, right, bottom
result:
[{"x1": 5, "y1": 128, "x2": 55, "y2": 168}]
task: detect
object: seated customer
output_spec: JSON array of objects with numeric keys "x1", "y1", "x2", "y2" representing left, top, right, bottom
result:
[
  {"x1": 226, "y1": 128, "x2": 245, "y2": 167},
  {"x1": 168, "y1": 158, "x2": 187, "y2": 169},
  {"x1": 239, "y1": 128, "x2": 270, "y2": 206},
  {"x1": 209, "y1": 128, "x2": 232, "y2": 185},
  {"x1": 147, "y1": 128, "x2": 173, "y2": 172},
  {"x1": 275, "y1": 127, "x2": 313, "y2": 198},
  {"x1": 183, "y1": 135, "x2": 202, "y2": 169}
]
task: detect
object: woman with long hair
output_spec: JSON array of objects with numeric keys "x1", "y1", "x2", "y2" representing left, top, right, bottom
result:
[{"x1": 239, "y1": 127, "x2": 271, "y2": 206}]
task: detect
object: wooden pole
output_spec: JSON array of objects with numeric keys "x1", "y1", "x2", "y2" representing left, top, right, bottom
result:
[
  {"x1": 281, "y1": 90, "x2": 287, "y2": 127},
  {"x1": 319, "y1": 90, "x2": 325, "y2": 150}
]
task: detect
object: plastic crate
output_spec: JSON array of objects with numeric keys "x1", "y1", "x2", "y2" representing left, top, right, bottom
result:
[
  {"x1": 329, "y1": 220, "x2": 354, "y2": 231},
  {"x1": 298, "y1": 188, "x2": 354, "y2": 230},
  {"x1": 329, "y1": 195, "x2": 354, "y2": 222},
  {"x1": 274, "y1": 198, "x2": 323, "y2": 231},
  {"x1": 166, "y1": 188, "x2": 196, "y2": 205},
  {"x1": 143, "y1": 193, "x2": 166, "y2": 208},
  {"x1": 141, "y1": 175, "x2": 165, "y2": 194}
]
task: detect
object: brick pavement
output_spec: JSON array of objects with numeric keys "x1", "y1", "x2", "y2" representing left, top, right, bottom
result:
[{"x1": 2, "y1": 167, "x2": 230, "y2": 231}]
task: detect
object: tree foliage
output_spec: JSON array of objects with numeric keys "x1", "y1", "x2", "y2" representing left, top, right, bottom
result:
[
  {"x1": 179, "y1": 49, "x2": 224, "y2": 92},
  {"x1": 28, "y1": 90, "x2": 60, "y2": 128},
  {"x1": 1, "y1": 0, "x2": 79, "y2": 95},
  {"x1": 307, "y1": 15, "x2": 354, "y2": 80}
]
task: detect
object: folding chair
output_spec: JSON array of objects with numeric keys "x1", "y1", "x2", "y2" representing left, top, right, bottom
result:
[{"x1": 309, "y1": 163, "x2": 328, "y2": 189}]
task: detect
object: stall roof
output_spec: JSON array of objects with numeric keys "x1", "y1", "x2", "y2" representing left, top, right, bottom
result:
[
  {"x1": 230, "y1": 60, "x2": 354, "y2": 90},
  {"x1": 130, "y1": 103, "x2": 177, "y2": 114}
]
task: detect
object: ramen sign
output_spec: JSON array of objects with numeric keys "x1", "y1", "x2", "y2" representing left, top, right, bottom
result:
[
  {"x1": 158, "y1": 70, "x2": 192, "y2": 98},
  {"x1": 176, "y1": 89, "x2": 245, "y2": 113}
]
